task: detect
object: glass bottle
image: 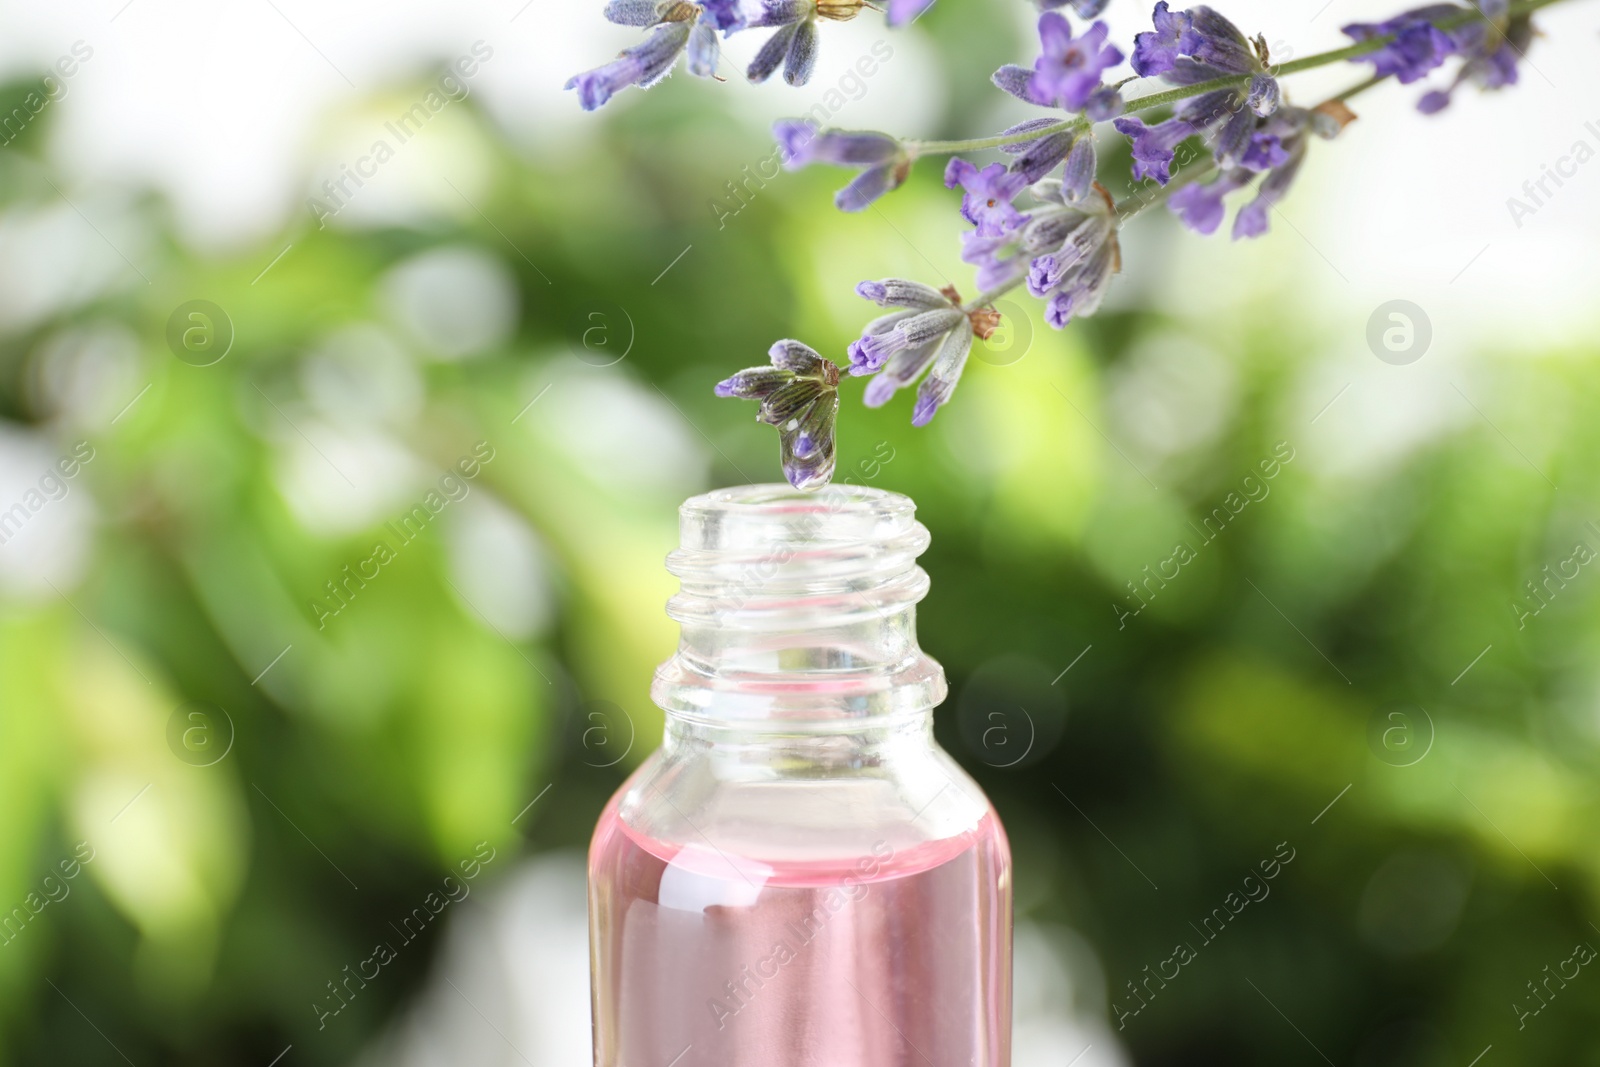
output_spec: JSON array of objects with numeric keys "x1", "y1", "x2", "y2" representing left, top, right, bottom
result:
[{"x1": 589, "y1": 484, "x2": 1012, "y2": 1066}]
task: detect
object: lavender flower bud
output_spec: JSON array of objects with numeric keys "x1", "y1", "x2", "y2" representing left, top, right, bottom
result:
[
  {"x1": 856, "y1": 279, "x2": 952, "y2": 310},
  {"x1": 1213, "y1": 105, "x2": 1256, "y2": 169},
  {"x1": 991, "y1": 64, "x2": 1036, "y2": 103},
  {"x1": 999, "y1": 117, "x2": 1064, "y2": 155},
  {"x1": 851, "y1": 308, "x2": 965, "y2": 375},
  {"x1": 749, "y1": 24, "x2": 799, "y2": 82},
  {"x1": 603, "y1": 0, "x2": 673, "y2": 26},
  {"x1": 769, "y1": 339, "x2": 826, "y2": 375},
  {"x1": 784, "y1": 19, "x2": 819, "y2": 86},
  {"x1": 1011, "y1": 131, "x2": 1077, "y2": 184},
  {"x1": 1188, "y1": 6, "x2": 1257, "y2": 74},
  {"x1": 1247, "y1": 74, "x2": 1281, "y2": 117},
  {"x1": 566, "y1": 21, "x2": 693, "y2": 111},
  {"x1": 760, "y1": 378, "x2": 824, "y2": 425},
  {"x1": 715, "y1": 367, "x2": 791, "y2": 399},
  {"x1": 1061, "y1": 136, "x2": 1096, "y2": 202},
  {"x1": 910, "y1": 326, "x2": 975, "y2": 427}
]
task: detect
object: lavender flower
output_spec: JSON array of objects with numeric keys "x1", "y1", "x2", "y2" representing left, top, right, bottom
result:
[
  {"x1": 1131, "y1": 2, "x2": 1201, "y2": 76},
  {"x1": 1021, "y1": 180, "x2": 1121, "y2": 328},
  {"x1": 567, "y1": 20, "x2": 698, "y2": 111},
  {"x1": 945, "y1": 159, "x2": 1033, "y2": 238},
  {"x1": 1342, "y1": 5, "x2": 1464, "y2": 84},
  {"x1": 1114, "y1": 113, "x2": 1197, "y2": 184},
  {"x1": 1116, "y1": 5, "x2": 1282, "y2": 184},
  {"x1": 1001, "y1": 118, "x2": 1079, "y2": 183},
  {"x1": 849, "y1": 279, "x2": 983, "y2": 425},
  {"x1": 743, "y1": 3, "x2": 827, "y2": 85},
  {"x1": 773, "y1": 120, "x2": 909, "y2": 211},
  {"x1": 569, "y1": 2, "x2": 747, "y2": 110},
  {"x1": 848, "y1": 305, "x2": 968, "y2": 376},
  {"x1": 1166, "y1": 168, "x2": 1253, "y2": 234},
  {"x1": 716, "y1": 339, "x2": 841, "y2": 489},
  {"x1": 993, "y1": 13, "x2": 1125, "y2": 118},
  {"x1": 1416, "y1": 7, "x2": 1535, "y2": 113},
  {"x1": 1164, "y1": 105, "x2": 1340, "y2": 239}
]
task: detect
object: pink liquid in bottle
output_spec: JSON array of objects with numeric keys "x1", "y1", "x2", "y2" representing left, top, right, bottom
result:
[
  {"x1": 590, "y1": 789, "x2": 1012, "y2": 1066},
  {"x1": 589, "y1": 484, "x2": 1013, "y2": 1065}
]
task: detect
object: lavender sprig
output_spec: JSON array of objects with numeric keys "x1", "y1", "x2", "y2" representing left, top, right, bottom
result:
[
  {"x1": 567, "y1": 0, "x2": 935, "y2": 110},
  {"x1": 715, "y1": 341, "x2": 841, "y2": 489},
  {"x1": 580, "y1": 0, "x2": 1579, "y2": 487}
]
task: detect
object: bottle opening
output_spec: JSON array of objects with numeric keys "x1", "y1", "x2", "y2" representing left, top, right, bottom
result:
[{"x1": 654, "y1": 483, "x2": 946, "y2": 727}]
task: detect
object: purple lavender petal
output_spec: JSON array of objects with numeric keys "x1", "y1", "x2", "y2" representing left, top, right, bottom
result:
[
  {"x1": 1132, "y1": 1, "x2": 1200, "y2": 77},
  {"x1": 1343, "y1": 7, "x2": 1462, "y2": 84},
  {"x1": 1113, "y1": 115, "x2": 1194, "y2": 185},
  {"x1": 945, "y1": 159, "x2": 1031, "y2": 238},
  {"x1": 886, "y1": 0, "x2": 937, "y2": 26},
  {"x1": 1043, "y1": 292, "x2": 1076, "y2": 329},
  {"x1": 1167, "y1": 169, "x2": 1250, "y2": 235},
  {"x1": 1030, "y1": 14, "x2": 1125, "y2": 112},
  {"x1": 1417, "y1": 89, "x2": 1453, "y2": 113},
  {"x1": 1239, "y1": 130, "x2": 1290, "y2": 172},
  {"x1": 1231, "y1": 144, "x2": 1305, "y2": 240}
]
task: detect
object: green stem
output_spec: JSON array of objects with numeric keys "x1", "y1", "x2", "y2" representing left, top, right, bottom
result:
[
  {"x1": 906, "y1": 0, "x2": 1575, "y2": 159},
  {"x1": 959, "y1": 276, "x2": 1027, "y2": 313},
  {"x1": 911, "y1": 120, "x2": 1085, "y2": 157}
]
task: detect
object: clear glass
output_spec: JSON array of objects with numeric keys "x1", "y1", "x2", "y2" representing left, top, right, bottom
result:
[{"x1": 589, "y1": 484, "x2": 1012, "y2": 1067}]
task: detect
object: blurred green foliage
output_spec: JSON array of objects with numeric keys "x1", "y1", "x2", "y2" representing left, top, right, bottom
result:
[{"x1": 2, "y1": 14, "x2": 1600, "y2": 1067}]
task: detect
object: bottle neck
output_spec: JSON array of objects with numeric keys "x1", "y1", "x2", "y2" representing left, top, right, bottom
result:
[{"x1": 650, "y1": 485, "x2": 947, "y2": 741}]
